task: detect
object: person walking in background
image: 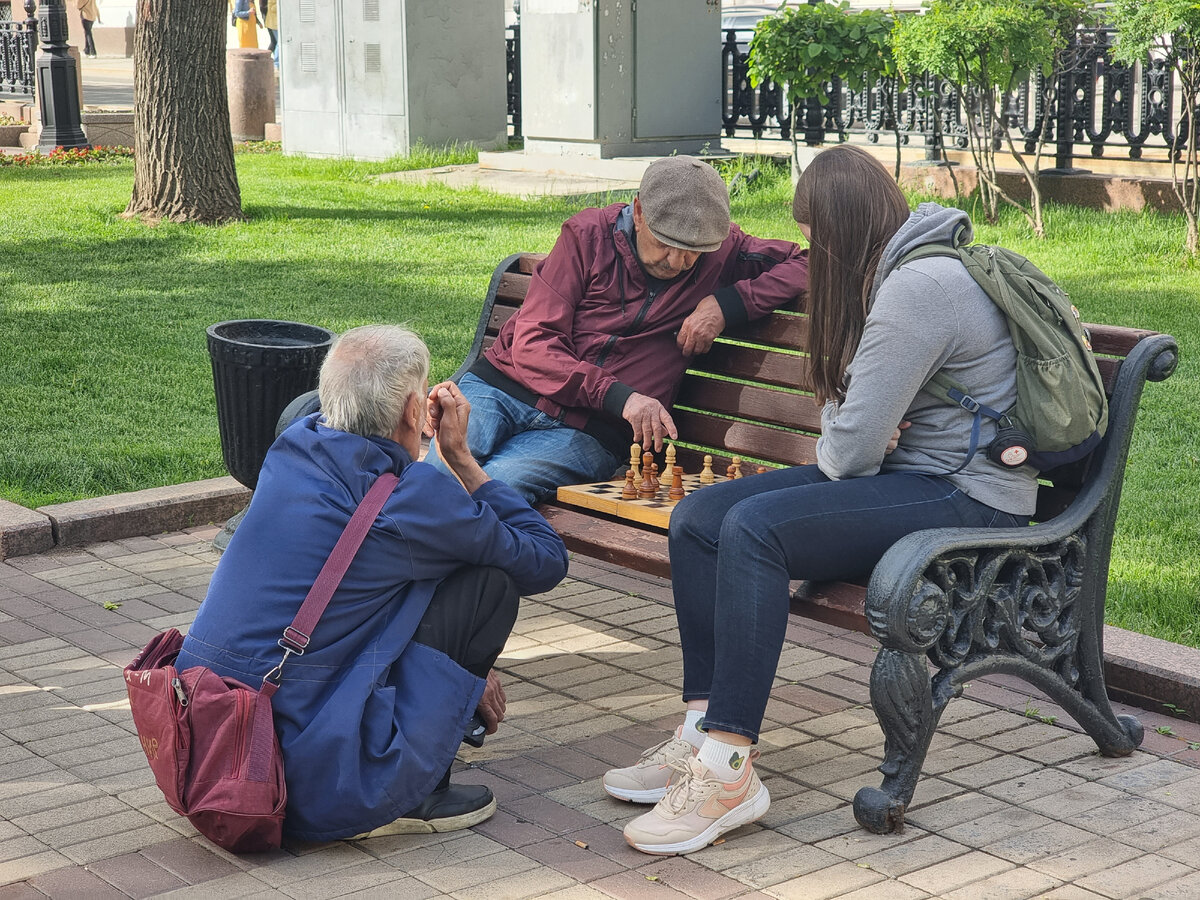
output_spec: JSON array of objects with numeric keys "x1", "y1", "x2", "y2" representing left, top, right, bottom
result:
[
  {"x1": 230, "y1": 0, "x2": 258, "y2": 49},
  {"x1": 76, "y1": 0, "x2": 98, "y2": 58},
  {"x1": 259, "y1": 0, "x2": 279, "y2": 66}
]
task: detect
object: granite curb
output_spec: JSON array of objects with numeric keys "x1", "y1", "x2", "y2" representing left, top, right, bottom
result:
[
  {"x1": 0, "y1": 477, "x2": 1196, "y2": 721},
  {"x1": 0, "y1": 477, "x2": 250, "y2": 562}
]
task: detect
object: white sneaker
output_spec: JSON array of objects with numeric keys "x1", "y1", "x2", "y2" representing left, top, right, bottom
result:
[
  {"x1": 623, "y1": 751, "x2": 769, "y2": 855},
  {"x1": 603, "y1": 733, "x2": 697, "y2": 803}
]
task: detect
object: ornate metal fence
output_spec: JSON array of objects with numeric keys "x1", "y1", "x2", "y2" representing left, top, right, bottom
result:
[
  {"x1": 718, "y1": 25, "x2": 1194, "y2": 168},
  {"x1": 506, "y1": 23, "x2": 520, "y2": 138},
  {"x1": 0, "y1": 0, "x2": 36, "y2": 97}
]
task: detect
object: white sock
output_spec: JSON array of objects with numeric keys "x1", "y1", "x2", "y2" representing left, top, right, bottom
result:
[
  {"x1": 676, "y1": 709, "x2": 707, "y2": 750},
  {"x1": 697, "y1": 736, "x2": 752, "y2": 782}
]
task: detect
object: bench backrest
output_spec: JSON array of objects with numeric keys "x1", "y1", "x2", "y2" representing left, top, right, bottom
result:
[{"x1": 458, "y1": 252, "x2": 1165, "y2": 519}]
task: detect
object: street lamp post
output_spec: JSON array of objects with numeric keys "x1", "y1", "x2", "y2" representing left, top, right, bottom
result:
[{"x1": 35, "y1": 0, "x2": 88, "y2": 150}]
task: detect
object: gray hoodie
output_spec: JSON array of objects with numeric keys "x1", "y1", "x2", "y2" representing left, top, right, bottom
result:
[{"x1": 815, "y1": 203, "x2": 1037, "y2": 516}]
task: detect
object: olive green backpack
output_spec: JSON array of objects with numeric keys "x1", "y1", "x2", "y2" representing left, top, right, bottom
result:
[{"x1": 900, "y1": 235, "x2": 1109, "y2": 473}]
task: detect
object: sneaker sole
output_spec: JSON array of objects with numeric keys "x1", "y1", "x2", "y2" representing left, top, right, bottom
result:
[
  {"x1": 350, "y1": 796, "x2": 498, "y2": 839},
  {"x1": 625, "y1": 784, "x2": 771, "y2": 856},
  {"x1": 603, "y1": 782, "x2": 669, "y2": 804}
]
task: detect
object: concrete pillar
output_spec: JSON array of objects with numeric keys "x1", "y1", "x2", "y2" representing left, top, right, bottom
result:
[{"x1": 226, "y1": 48, "x2": 275, "y2": 141}]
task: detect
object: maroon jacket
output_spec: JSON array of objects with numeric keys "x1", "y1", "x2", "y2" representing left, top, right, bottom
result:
[{"x1": 476, "y1": 203, "x2": 808, "y2": 452}]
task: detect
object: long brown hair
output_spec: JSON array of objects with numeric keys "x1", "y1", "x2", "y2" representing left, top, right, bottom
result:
[{"x1": 793, "y1": 146, "x2": 910, "y2": 405}]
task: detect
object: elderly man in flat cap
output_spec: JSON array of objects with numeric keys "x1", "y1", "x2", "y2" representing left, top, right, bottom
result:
[{"x1": 425, "y1": 155, "x2": 809, "y2": 504}]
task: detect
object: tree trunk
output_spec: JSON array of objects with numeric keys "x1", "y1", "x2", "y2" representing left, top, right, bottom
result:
[{"x1": 124, "y1": 0, "x2": 244, "y2": 225}]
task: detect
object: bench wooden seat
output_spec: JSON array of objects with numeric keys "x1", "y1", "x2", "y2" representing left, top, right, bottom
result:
[{"x1": 458, "y1": 251, "x2": 1179, "y2": 833}]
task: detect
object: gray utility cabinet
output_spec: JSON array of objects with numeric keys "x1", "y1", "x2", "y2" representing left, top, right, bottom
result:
[
  {"x1": 521, "y1": 0, "x2": 721, "y2": 158},
  {"x1": 279, "y1": 0, "x2": 507, "y2": 160}
]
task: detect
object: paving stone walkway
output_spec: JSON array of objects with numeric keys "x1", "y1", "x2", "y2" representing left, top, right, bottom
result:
[{"x1": 4, "y1": 528, "x2": 1200, "y2": 899}]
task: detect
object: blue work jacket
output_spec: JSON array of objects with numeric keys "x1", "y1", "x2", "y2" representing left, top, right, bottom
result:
[{"x1": 176, "y1": 414, "x2": 568, "y2": 840}]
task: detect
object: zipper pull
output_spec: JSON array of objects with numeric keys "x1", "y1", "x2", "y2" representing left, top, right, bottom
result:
[{"x1": 171, "y1": 676, "x2": 188, "y2": 707}]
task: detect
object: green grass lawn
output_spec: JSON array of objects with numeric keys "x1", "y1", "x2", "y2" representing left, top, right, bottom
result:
[{"x1": 0, "y1": 150, "x2": 1196, "y2": 646}]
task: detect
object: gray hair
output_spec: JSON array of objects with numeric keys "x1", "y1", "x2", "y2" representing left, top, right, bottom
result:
[{"x1": 318, "y1": 325, "x2": 430, "y2": 438}]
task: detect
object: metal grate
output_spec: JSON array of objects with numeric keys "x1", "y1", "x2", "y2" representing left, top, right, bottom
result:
[
  {"x1": 300, "y1": 42, "x2": 317, "y2": 73},
  {"x1": 364, "y1": 43, "x2": 381, "y2": 74},
  {"x1": 363, "y1": 0, "x2": 380, "y2": 22},
  {"x1": 299, "y1": 0, "x2": 315, "y2": 23}
]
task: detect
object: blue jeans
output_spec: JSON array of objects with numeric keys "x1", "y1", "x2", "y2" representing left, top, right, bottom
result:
[
  {"x1": 426, "y1": 373, "x2": 622, "y2": 506},
  {"x1": 669, "y1": 464, "x2": 1026, "y2": 742}
]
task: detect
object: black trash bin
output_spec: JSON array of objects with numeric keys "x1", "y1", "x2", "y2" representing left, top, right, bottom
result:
[{"x1": 207, "y1": 319, "x2": 336, "y2": 490}]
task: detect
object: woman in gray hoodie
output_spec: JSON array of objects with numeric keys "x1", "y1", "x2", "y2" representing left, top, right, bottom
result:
[{"x1": 607, "y1": 145, "x2": 1037, "y2": 856}]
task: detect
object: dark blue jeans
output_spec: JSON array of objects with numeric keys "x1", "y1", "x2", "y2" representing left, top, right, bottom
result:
[{"x1": 669, "y1": 464, "x2": 1025, "y2": 742}]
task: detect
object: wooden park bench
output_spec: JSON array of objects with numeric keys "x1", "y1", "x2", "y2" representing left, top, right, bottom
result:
[{"x1": 456, "y1": 251, "x2": 1180, "y2": 834}]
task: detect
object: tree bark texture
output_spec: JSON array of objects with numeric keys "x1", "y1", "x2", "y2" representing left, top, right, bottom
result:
[{"x1": 124, "y1": 0, "x2": 244, "y2": 224}]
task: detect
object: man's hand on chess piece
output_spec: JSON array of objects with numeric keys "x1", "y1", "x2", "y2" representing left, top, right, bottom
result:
[
  {"x1": 622, "y1": 393, "x2": 679, "y2": 453},
  {"x1": 426, "y1": 380, "x2": 490, "y2": 493},
  {"x1": 477, "y1": 669, "x2": 507, "y2": 735},
  {"x1": 677, "y1": 295, "x2": 726, "y2": 357}
]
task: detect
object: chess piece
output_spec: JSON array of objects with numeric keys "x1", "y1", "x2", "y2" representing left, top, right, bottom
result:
[
  {"x1": 757, "y1": 466, "x2": 768, "y2": 475},
  {"x1": 630, "y1": 443, "x2": 642, "y2": 482},
  {"x1": 731, "y1": 457, "x2": 743, "y2": 479},
  {"x1": 638, "y1": 458, "x2": 657, "y2": 499},
  {"x1": 668, "y1": 465, "x2": 685, "y2": 501},
  {"x1": 726, "y1": 463, "x2": 736, "y2": 479},
  {"x1": 700, "y1": 454, "x2": 715, "y2": 484},
  {"x1": 622, "y1": 469, "x2": 637, "y2": 500},
  {"x1": 650, "y1": 462, "x2": 660, "y2": 493},
  {"x1": 665, "y1": 443, "x2": 677, "y2": 475}
]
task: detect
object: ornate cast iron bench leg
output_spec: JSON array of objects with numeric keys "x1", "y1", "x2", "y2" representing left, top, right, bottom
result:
[{"x1": 853, "y1": 541, "x2": 1146, "y2": 834}]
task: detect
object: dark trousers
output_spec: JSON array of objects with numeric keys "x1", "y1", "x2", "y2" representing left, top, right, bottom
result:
[
  {"x1": 81, "y1": 17, "x2": 96, "y2": 56},
  {"x1": 413, "y1": 565, "x2": 519, "y2": 680}
]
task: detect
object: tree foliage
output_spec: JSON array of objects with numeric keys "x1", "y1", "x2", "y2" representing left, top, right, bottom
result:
[
  {"x1": 893, "y1": 0, "x2": 1089, "y2": 234},
  {"x1": 1108, "y1": 0, "x2": 1200, "y2": 255},
  {"x1": 748, "y1": 2, "x2": 897, "y2": 171}
]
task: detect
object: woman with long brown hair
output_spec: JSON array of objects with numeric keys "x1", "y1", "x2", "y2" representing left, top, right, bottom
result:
[{"x1": 605, "y1": 145, "x2": 1036, "y2": 855}]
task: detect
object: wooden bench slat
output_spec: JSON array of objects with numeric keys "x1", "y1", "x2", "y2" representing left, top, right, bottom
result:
[
  {"x1": 496, "y1": 271, "x2": 532, "y2": 304},
  {"x1": 487, "y1": 301, "x2": 521, "y2": 335},
  {"x1": 673, "y1": 409, "x2": 819, "y2": 467},
  {"x1": 676, "y1": 376, "x2": 823, "y2": 433},
  {"x1": 692, "y1": 344, "x2": 813, "y2": 391},
  {"x1": 538, "y1": 504, "x2": 671, "y2": 579},
  {"x1": 517, "y1": 253, "x2": 547, "y2": 274},
  {"x1": 1087, "y1": 323, "x2": 1160, "y2": 356},
  {"x1": 724, "y1": 312, "x2": 810, "y2": 351}
]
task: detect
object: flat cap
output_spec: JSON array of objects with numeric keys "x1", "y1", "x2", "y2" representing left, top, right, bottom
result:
[{"x1": 638, "y1": 156, "x2": 731, "y2": 254}]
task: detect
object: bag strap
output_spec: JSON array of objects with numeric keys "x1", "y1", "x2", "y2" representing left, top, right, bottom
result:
[{"x1": 262, "y1": 472, "x2": 399, "y2": 689}]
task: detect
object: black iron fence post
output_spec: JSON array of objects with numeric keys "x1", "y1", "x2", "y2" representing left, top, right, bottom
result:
[{"x1": 35, "y1": 0, "x2": 88, "y2": 150}]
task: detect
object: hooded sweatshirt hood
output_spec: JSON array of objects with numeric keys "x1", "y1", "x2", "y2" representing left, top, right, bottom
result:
[{"x1": 870, "y1": 203, "x2": 973, "y2": 310}]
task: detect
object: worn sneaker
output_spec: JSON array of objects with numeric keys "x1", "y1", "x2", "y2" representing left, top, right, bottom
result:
[
  {"x1": 603, "y1": 733, "x2": 697, "y2": 803},
  {"x1": 623, "y1": 751, "x2": 769, "y2": 855},
  {"x1": 349, "y1": 783, "x2": 496, "y2": 839}
]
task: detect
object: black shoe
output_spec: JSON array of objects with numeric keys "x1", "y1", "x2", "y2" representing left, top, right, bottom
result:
[{"x1": 350, "y1": 783, "x2": 496, "y2": 838}]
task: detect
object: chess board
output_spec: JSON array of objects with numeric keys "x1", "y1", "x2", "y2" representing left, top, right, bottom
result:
[{"x1": 556, "y1": 472, "x2": 728, "y2": 530}]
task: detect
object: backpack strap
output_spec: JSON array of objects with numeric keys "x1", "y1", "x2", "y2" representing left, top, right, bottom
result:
[
  {"x1": 261, "y1": 471, "x2": 400, "y2": 691},
  {"x1": 895, "y1": 235, "x2": 1009, "y2": 475}
]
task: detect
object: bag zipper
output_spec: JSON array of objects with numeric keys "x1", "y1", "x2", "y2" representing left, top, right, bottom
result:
[{"x1": 171, "y1": 676, "x2": 188, "y2": 707}]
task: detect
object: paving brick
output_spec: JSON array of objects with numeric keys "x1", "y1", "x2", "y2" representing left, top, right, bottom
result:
[
  {"x1": 589, "y1": 869, "x2": 693, "y2": 899},
  {"x1": 1140, "y1": 870, "x2": 1200, "y2": 900},
  {"x1": 897, "y1": 849, "x2": 1014, "y2": 894},
  {"x1": 1020, "y1": 779, "x2": 1125, "y2": 818},
  {"x1": 940, "y1": 865, "x2": 1061, "y2": 899},
  {"x1": 767, "y1": 860, "x2": 883, "y2": 899},
  {"x1": 718, "y1": 843, "x2": 842, "y2": 889},
  {"x1": 473, "y1": 809, "x2": 557, "y2": 849},
  {"x1": 0, "y1": 850, "x2": 72, "y2": 885},
  {"x1": 519, "y1": 833, "x2": 628, "y2": 882},
  {"x1": 138, "y1": 838, "x2": 242, "y2": 885},
  {"x1": 836, "y1": 882, "x2": 931, "y2": 900},
  {"x1": 27, "y1": 864, "x2": 128, "y2": 899},
  {"x1": 982, "y1": 820, "x2": 1094, "y2": 864},
  {"x1": 634, "y1": 855, "x2": 749, "y2": 900},
  {"x1": 904, "y1": 792, "x2": 1008, "y2": 831},
  {"x1": 942, "y1": 806, "x2": 1054, "y2": 849},
  {"x1": 411, "y1": 847, "x2": 536, "y2": 893},
  {"x1": 1025, "y1": 836, "x2": 1142, "y2": 883},
  {"x1": 88, "y1": 851, "x2": 189, "y2": 897},
  {"x1": 1074, "y1": 852, "x2": 1194, "y2": 899}
]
